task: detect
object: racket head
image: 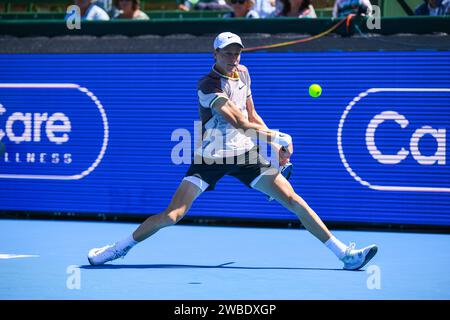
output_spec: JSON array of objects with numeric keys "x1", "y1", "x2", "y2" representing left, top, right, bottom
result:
[{"x1": 280, "y1": 162, "x2": 293, "y2": 180}]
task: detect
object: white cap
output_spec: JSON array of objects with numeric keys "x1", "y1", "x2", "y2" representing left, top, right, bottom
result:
[{"x1": 213, "y1": 32, "x2": 244, "y2": 50}]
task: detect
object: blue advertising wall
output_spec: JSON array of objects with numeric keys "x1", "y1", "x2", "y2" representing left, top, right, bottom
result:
[{"x1": 0, "y1": 51, "x2": 449, "y2": 226}]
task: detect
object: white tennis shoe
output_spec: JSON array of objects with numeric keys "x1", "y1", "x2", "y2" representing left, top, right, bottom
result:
[
  {"x1": 88, "y1": 243, "x2": 131, "y2": 266},
  {"x1": 341, "y1": 243, "x2": 378, "y2": 270}
]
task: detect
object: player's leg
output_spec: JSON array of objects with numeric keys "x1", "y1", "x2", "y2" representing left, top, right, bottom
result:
[
  {"x1": 253, "y1": 172, "x2": 332, "y2": 242},
  {"x1": 233, "y1": 148, "x2": 332, "y2": 243},
  {"x1": 133, "y1": 179, "x2": 203, "y2": 242},
  {"x1": 88, "y1": 179, "x2": 203, "y2": 265},
  {"x1": 252, "y1": 172, "x2": 378, "y2": 270}
]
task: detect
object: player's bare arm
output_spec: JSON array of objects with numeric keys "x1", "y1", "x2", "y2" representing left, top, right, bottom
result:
[
  {"x1": 246, "y1": 96, "x2": 268, "y2": 129},
  {"x1": 213, "y1": 97, "x2": 293, "y2": 158},
  {"x1": 245, "y1": 96, "x2": 293, "y2": 165}
]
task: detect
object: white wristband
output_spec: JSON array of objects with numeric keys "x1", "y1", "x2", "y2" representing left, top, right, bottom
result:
[{"x1": 272, "y1": 132, "x2": 292, "y2": 147}]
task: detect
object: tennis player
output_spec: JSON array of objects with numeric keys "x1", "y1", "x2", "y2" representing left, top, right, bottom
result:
[{"x1": 88, "y1": 32, "x2": 378, "y2": 270}]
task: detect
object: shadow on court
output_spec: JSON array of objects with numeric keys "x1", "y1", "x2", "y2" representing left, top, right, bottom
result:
[
  {"x1": 79, "y1": 262, "x2": 354, "y2": 272},
  {"x1": 2, "y1": 220, "x2": 450, "y2": 299}
]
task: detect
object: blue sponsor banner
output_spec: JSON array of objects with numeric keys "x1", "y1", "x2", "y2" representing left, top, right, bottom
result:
[
  {"x1": 0, "y1": 84, "x2": 107, "y2": 179},
  {"x1": 339, "y1": 89, "x2": 449, "y2": 192},
  {"x1": 0, "y1": 52, "x2": 449, "y2": 226}
]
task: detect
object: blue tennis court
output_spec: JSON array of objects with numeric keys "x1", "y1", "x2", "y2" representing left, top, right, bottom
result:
[{"x1": 1, "y1": 219, "x2": 449, "y2": 300}]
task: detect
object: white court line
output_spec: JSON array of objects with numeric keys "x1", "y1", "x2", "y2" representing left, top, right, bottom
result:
[{"x1": 0, "y1": 254, "x2": 40, "y2": 259}]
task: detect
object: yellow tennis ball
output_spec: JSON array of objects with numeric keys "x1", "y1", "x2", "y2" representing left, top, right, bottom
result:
[{"x1": 309, "y1": 84, "x2": 322, "y2": 98}]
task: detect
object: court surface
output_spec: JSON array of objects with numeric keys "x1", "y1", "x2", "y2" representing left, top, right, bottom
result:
[{"x1": 1, "y1": 219, "x2": 449, "y2": 300}]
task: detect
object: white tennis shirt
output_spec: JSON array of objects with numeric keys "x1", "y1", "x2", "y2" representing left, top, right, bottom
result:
[{"x1": 196, "y1": 64, "x2": 256, "y2": 159}]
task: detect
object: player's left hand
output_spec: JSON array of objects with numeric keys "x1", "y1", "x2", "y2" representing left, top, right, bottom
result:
[{"x1": 279, "y1": 143, "x2": 293, "y2": 167}]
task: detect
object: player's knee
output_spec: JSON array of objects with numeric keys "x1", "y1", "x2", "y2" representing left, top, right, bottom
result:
[
  {"x1": 286, "y1": 196, "x2": 296, "y2": 210},
  {"x1": 163, "y1": 206, "x2": 188, "y2": 225},
  {"x1": 160, "y1": 212, "x2": 178, "y2": 226},
  {"x1": 276, "y1": 193, "x2": 296, "y2": 211},
  {"x1": 286, "y1": 194, "x2": 304, "y2": 212}
]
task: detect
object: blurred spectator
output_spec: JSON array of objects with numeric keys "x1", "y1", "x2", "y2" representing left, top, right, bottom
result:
[
  {"x1": 252, "y1": 0, "x2": 277, "y2": 17},
  {"x1": 178, "y1": 0, "x2": 232, "y2": 11},
  {"x1": 332, "y1": 0, "x2": 372, "y2": 18},
  {"x1": 113, "y1": 0, "x2": 149, "y2": 19},
  {"x1": 93, "y1": 0, "x2": 112, "y2": 12},
  {"x1": 223, "y1": 0, "x2": 260, "y2": 18},
  {"x1": 277, "y1": 0, "x2": 317, "y2": 18},
  {"x1": 414, "y1": 0, "x2": 450, "y2": 16},
  {"x1": 93, "y1": 0, "x2": 120, "y2": 17},
  {"x1": 75, "y1": 0, "x2": 110, "y2": 20}
]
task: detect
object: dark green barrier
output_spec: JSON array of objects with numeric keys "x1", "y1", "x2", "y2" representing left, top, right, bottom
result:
[{"x1": 0, "y1": 17, "x2": 449, "y2": 37}]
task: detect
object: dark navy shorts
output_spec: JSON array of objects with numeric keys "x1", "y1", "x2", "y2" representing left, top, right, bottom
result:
[{"x1": 184, "y1": 147, "x2": 271, "y2": 192}]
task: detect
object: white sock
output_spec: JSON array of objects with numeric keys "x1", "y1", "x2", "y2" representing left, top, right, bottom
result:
[
  {"x1": 325, "y1": 236, "x2": 347, "y2": 260},
  {"x1": 115, "y1": 234, "x2": 138, "y2": 251}
]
